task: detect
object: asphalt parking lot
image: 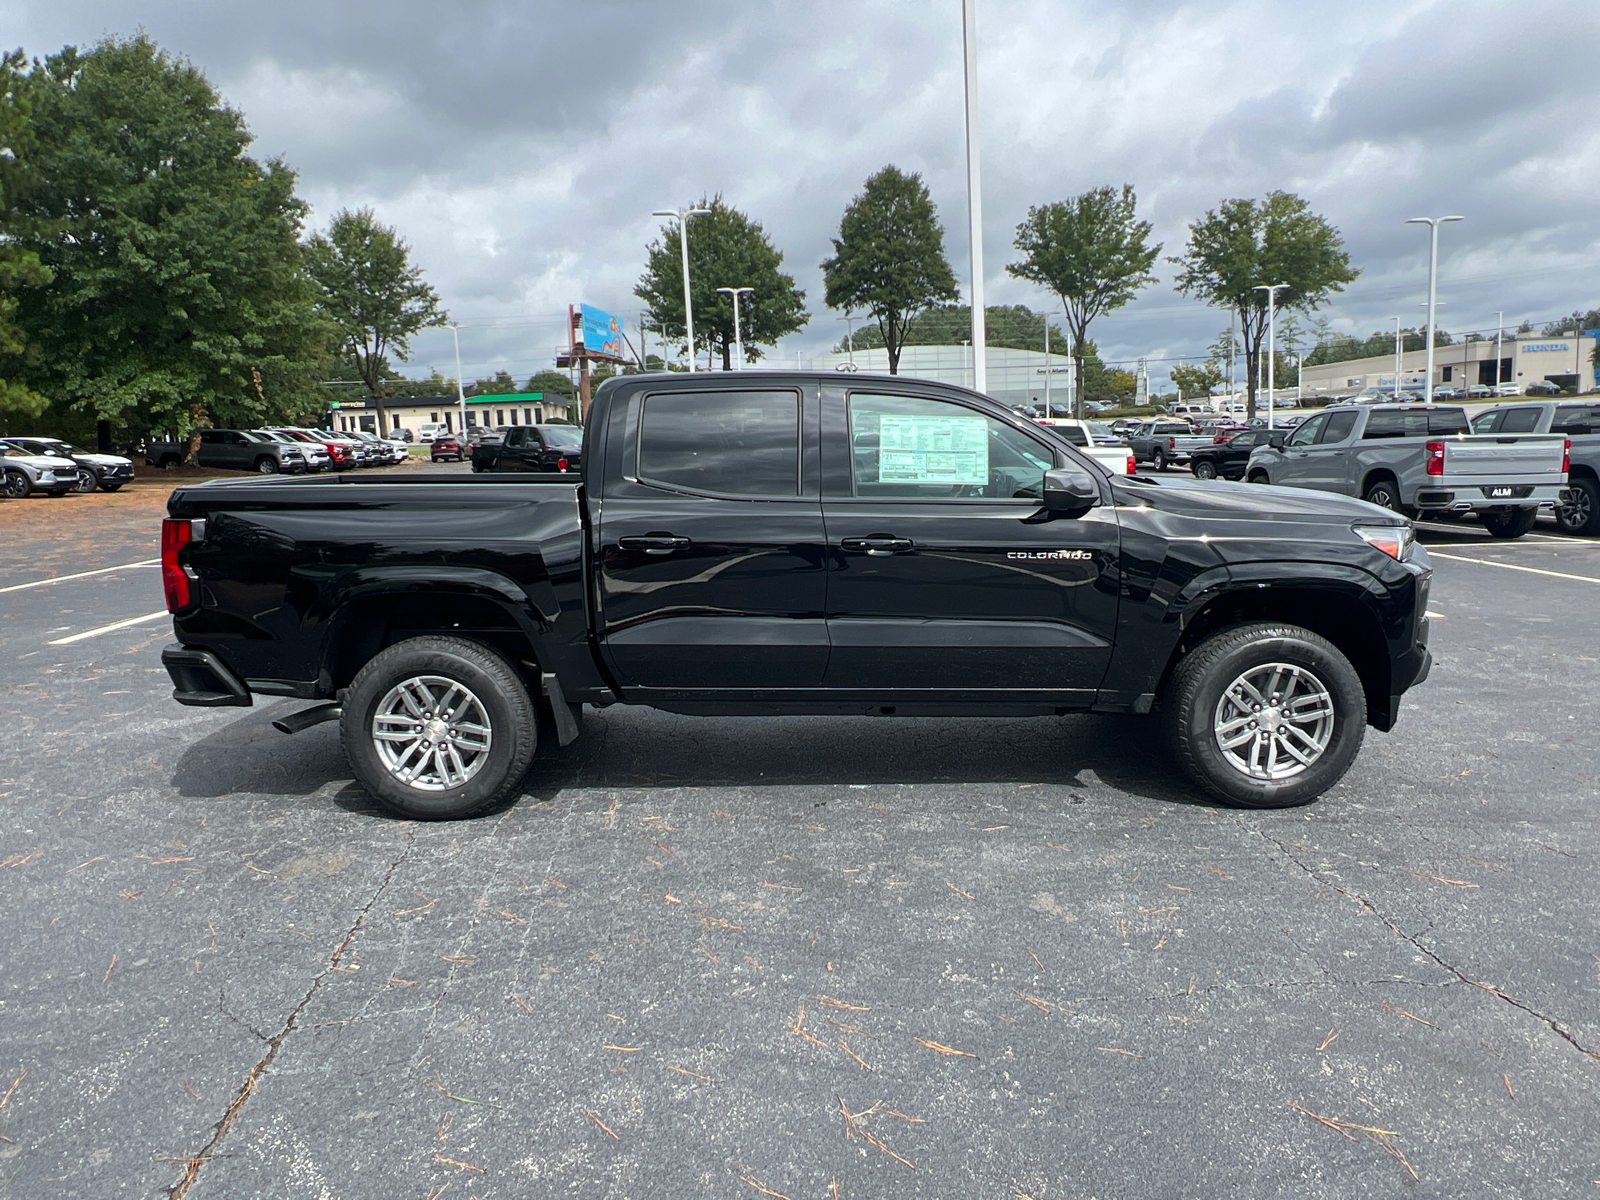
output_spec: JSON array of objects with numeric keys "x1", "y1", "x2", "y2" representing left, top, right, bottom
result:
[{"x1": 2, "y1": 485, "x2": 1598, "y2": 1199}]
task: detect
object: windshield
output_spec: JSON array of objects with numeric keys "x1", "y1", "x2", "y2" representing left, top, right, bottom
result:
[{"x1": 538, "y1": 426, "x2": 583, "y2": 449}]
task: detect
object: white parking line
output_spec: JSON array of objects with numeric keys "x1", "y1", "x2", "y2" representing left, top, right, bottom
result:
[
  {"x1": 0, "y1": 559, "x2": 159, "y2": 595},
  {"x1": 47, "y1": 611, "x2": 169, "y2": 645},
  {"x1": 1428, "y1": 551, "x2": 1600, "y2": 585}
]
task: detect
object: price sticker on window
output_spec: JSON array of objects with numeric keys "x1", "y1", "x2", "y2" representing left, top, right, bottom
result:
[{"x1": 876, "y1": 414, "x2": 988, "y2": 484}]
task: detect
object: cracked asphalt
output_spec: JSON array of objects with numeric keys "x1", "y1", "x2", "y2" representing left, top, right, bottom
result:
[{"x1": 1, "y1": 488, "x2": 1598, "y2": 1199}]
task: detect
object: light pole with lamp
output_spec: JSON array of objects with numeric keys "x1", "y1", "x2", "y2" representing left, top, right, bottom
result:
[
  {"x1": 1253, "y1": 284, "x2": 1289, "y2": 429},
  {"x1": 716, "y1": 287, "x2": 754, "y2": 371},
  {"x1": 1493, "y1": 311, "x2": 1504, "y2": 393},
  {"x1": 1389, "y1": 316, "x2": 1402, "y2": 397},
  {"x1": 1405, "y1": 215, "x2": 1463, "y2": 403},
  {"x1": 836, "y1": 313, "x2": 866, "y2": 370},
  {"x1": 652, "y1": 206, "x2": 712, "y2": 371}
]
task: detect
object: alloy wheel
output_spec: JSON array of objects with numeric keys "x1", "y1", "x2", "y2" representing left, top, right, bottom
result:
[
  {"x1": 1213, "y1": 662, "x2": 1335, "y2": 781},
  {"x1": 371, "y1": 675, "x2": 494, "y2": 791}
]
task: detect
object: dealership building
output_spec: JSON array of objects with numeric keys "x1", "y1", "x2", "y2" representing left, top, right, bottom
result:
[
  {"x1": 811, "y1": 344, "x2": 1082, "y2": 409},
  {"x1": 329, "y1": 392, "x2": 573, "y2": 437},
  {"x1": 1296, "y1": 332, "x2": 1598, "y2": 397}
]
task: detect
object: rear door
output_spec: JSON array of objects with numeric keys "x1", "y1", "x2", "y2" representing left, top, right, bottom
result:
[
  {"x1": 1275, "y1": 413, "x2": 1327, "y2": 486},
  {"x1": 1302, "y1": 409, "x2": 1359, "y2": 491},
  {"x1": 820, "y1": 387, "x2": 1119, "y2": 697},
  {"x1": 596, "y1": 384, "x2": 827, "y2": 692}
]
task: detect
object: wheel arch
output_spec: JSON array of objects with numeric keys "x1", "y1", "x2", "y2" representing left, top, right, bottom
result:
[
  {"x1": 1159, "y1": 578, "x2": 1392, "y2": 729},
  {"x1": 1360, "y1": 467, "x2": 1400, "y2": 497}
]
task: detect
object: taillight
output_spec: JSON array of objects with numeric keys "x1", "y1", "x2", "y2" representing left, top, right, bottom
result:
[
  {"x1": 557, "y1": 457, "x2": 569, "y2": 472},
  {"x1": 1563, "y1": 437, "x2": 1571, "y2": 475},
  {"x1": 1425, "y1": 439, "x2": 1445, "y2": 476},
  {"x1": 1168, "y1": 437, "x2": 1177, "y2": 450},
  {"x1": 161, "y1": 518, "x2": 193, "y2": 612},
  {"x1": 1126, "y1": 454, "x2": 1137, "y2": 475},
  {"x1": 1214, "y1": 434, "x2": 1227, "y2": 444}
]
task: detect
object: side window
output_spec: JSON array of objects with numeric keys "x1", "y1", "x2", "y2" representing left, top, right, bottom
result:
[
  {"x1": 200, "y1": 431, "x2": 222, "y2": 445},
  {"x1": 505, "y1": 427, "x2": 526, "y2": 448},
  {"x1": 1471, "y1": 410, "x2": 1502, "y2": 434},
  {"x1": 638, "y1": 390, "x2": 798, "y2": 497},
  {"x1": 1427, "y1": 408, "x2": 1471, "y2": 435},
  {"x1": 1287, "y1": 414, "x2": 1326, "y2": 447},
  {"x1": 1498, "y1": 408, "x2": 1541, "y2": 434},
  {"x1": 848, "y1": 393, "x2": 1054, "y2": 500},
  {"x1": 1319, "y1": 411, "x2": 1358, "y2": 443},
  {"x1": 1551, "y1": 406, "x2": 1600, "y2": 435},
  {"x1": 1057, "y1": 425, "x2": 1088, "y2": 446}
]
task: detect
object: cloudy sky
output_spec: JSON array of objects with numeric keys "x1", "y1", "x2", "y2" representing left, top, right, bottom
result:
[{"x1": 8, "y1": 0, "x2": 1599, "y2": 386}]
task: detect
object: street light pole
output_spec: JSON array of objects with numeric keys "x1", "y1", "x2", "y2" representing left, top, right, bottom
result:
[
  {"x1": 653, "y1": 206, "x2": 712, "y2": 371},
  {"x1": 716, "y1": 287, "x2": 754, "y2": 371},
  {"x1": 1405, "y1": 215, "x2": 1464, "y2": 403},
  {"x1": 1389, "y1": 316, "x2": 1402, "y2": 398},
  {"x1": 449, "y1": 322, "x2": 467, "y2": 437},
  {"x1": 961, "y1": 0, "x2": 987, "y2": 396},
  {"x1": 1253, "y1": 284, "x2": 1288, "y2": 430},
  {"x1": 836, "y1": 313, "x2": 864, "y2": 369},
  {"x1": 1494, "y1": 310, "x2": 1503, "y2": 392}
]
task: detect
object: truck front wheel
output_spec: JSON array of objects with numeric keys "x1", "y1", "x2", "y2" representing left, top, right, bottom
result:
[
  {"x1": 1481, "y1": 507, "x2": 1537, "y2": 539},
  {"x1": 341, "y1": 636, "x2": 537, "y2": 819},
  {"x1": 1165, "y1": 622, "x2": 1366, "y2": 809}
]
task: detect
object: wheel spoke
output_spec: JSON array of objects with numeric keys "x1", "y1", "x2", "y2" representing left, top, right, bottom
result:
[
  {"x1": 371, "y1": 674, "x2": 495, "y2": 792},
  {"x1": 1213, "y1": 660, "x2": 1335, "y2": 782},
  {"x1": 1218, "y1": 725, "x2": 1259, "y2": 750}
]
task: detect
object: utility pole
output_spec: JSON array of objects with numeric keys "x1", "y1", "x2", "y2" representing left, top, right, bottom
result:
[
  {"x1": 1042, "y1": 310, "x2": 1051, "y2": 413},
  {"x1": 1405, "y1": 215, "x2": 1464, "y2": 403},
  {"x1": 961, "y1": 0, "x2": 987, "y2": 395},
  {"x1": 652, "y1": 205, "x2": 712, "y2": 371}
]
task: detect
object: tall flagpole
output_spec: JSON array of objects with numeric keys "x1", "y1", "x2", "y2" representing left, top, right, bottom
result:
[{"x1": 961, "y1": 0, "x2": 986, "y2": 395}]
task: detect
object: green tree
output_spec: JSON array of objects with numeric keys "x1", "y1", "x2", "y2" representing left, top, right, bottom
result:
[
  {"x1": 1171, "y1": 191, "x2": 1358, "y2": 419},
  {"x1": 304, "y1": 207, "x2": 445, "y2": 435},
  {"x1": 468, "y1": 370, "x2": 518, "y2": 396},
  {"x1": 1170, "y1": 362, "x2": 1222, "y2": 399},
  {"x1": 636, "y1": 195, "x2": 808, "y2": 370},
  {"x1": 0, "y1": 49, "x2": 51, "y2": 424},
  {"x1": 821, "y1": 165, "x2": 959, "y2": 374},
  {"x1": 3, "y1": 37, "x2": 329, "y2": 444},
  {"x1": 1007, "y1": 185, "x2": 1161, "y2": 416},
  {"x1": 524, "y1": 369, "x2": 576, "y2": 399}
]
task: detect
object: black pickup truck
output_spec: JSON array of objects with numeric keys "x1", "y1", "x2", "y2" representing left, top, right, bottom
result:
[{"x1": 160, "y1": 372, "x2": 1432, "y2": 818}]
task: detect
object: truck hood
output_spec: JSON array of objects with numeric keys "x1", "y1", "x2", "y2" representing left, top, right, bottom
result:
[
  {"x1": 1114, "y1": 475, "x2": 1396, "y2": 524},
  {"x1": 5, "y1": 454, "x2": 73, "y2": 474}
]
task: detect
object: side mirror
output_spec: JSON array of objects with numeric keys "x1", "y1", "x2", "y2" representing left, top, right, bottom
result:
[
  {"x1": 1267, "y1": 432, "x2": 1286, "y2": 448},
  {"x1": 1043, "y1": 466, "x2": 1100, "y2": 514}
]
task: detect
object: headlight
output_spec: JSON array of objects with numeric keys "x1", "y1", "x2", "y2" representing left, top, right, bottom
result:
[{"x1": 1353, "y1": 523, "x2": 1414, "y2": 561}]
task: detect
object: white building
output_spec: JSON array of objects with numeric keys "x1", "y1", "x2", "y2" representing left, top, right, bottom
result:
[
  {"x1": 810, "y1": 344, "x2": 1096, "y2": 410},
  {"x1": 1297, "y1": 332, "x2": 1597, "y2": 397}
]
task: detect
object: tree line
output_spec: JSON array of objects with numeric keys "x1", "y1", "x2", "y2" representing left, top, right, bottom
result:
[
  {"x1": 0, "y1": 37, "x2": 448, "y2": 446},
  {"x1": 639, "y1": 168, "x2": 1358, "y2": 419}
]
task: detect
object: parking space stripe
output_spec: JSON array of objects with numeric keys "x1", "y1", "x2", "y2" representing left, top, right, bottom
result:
[
  {"x1": 1428, "y1": 551, "x2": 1600, "y2": 585},
  {"x1": 0, "y1": 559, "x2": 159, "y2": 595},
  {"x1": 47, "y1": 610, "x2": 169, "y2": 645}
]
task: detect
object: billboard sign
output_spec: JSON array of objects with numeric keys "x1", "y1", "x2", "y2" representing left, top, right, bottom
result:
[{"x1": 579, "y1": 306, "x2": 627, "y2": 362}]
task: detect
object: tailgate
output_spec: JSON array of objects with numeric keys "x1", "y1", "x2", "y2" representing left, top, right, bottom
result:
[{"x1": 1442, "y1": 435, "x2": 1566, "y2": 484}]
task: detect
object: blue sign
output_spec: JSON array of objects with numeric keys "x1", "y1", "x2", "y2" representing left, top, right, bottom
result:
[{"x1": 580, "y1": 306, "x2": 627, "y2": 361}]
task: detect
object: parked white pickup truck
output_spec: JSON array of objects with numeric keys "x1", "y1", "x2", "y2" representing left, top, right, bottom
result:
[
  {"x1": 1245, "y1": 403, "x2": 1568, "y2": 538},
  {"x1": 1033, "y1": 418, "x2": 1135, "y2": 474}
]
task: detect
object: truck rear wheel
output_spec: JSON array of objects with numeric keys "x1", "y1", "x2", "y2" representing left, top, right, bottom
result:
[
  {"x1": 1152, "y1": 449, "x2": 1168, "y2": 472},
  {"x1": 1362, "y1": 479, "x2": 1400, "y2": 511},
  {"x1": 1481, "y1": 507, "x2": 1537, "y2": 539},
  {"x1": 1165, "y1": 622, "x2": 1366, "y2": 809},
  {"x1": 341, "y1": 635, "x2": 537, "y2": 820}
]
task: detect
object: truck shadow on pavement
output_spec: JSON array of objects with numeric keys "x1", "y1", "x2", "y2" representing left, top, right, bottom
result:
[{"x1": 170, "y1": 700, "x2": 1207, "y2": 815}]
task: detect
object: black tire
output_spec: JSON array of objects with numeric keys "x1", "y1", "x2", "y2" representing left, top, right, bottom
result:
[
  {"x1": 72, "y1": 470, "x2": 99, "y2": 493},
  {"x1": 340, "y1": 635, "x2": 537, "y2": 820},
  {"x1": 1153, "y1": 450, "x2": 1168, "y2": 472},
  {"x1": 1247, "y1": 470, "x2": 1270, "y2": 485},
  {"x1": 1556, "y1": 477, "x2": 1599, "y2": 536},
  {"x1": 1165, "y1": 622, "x2": 1366, "y2": 809},
  {"x1": 101, "y1": 482, "x2": 124, "y2": 493},
  {"x1": 1192, "y1": 460, "x2": 1218, "y2": 481},
  {"x1": 1482, "y1": 506, "x2": 1537, "y2": 540},
  {"x1": 1362, "y1": 477, "x2": 1400, "y2": 511},
  {"x1": 255, "y1": 456, "x2": 280, "y2": 474},
  {"x1": 158, "y1": 454, "x2": 181, "y2": 469},
  {"x1": 4, "y1": 470, "x2": 31, "y2": 498}
]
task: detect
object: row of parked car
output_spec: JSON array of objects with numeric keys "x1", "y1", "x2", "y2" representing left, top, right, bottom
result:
[
  {"x1": 144, "y1": 427, "x2": 411, "y2": 473},
  {"x1": 1, "y1": 436, "x2": 136, "y2": 496}
]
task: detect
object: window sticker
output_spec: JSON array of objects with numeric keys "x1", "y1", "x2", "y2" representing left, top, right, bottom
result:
[{"x1": 876, "y1": 413, "x2": 988, "y2": 484}]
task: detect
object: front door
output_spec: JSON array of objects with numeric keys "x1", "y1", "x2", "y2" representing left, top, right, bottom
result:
[
  {"x1": 597, "y1": 385, "x2": 827, "y2": 692},
  {"x1": 821, "y1": 389, "x2": 1119, "y2": 698},
  {"x1": 1301, "y1": 408, "x2": 1358, "y2": 492}
]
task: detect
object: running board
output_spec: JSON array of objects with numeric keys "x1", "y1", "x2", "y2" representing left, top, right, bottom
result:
[{"x1": 272, "y1": 702, "x2": 342, "y2": 735}]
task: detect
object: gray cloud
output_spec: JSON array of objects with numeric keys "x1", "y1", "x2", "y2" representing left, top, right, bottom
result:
[{"x1": 7, "y1": 0, "x2": 1599, "y2": 383}]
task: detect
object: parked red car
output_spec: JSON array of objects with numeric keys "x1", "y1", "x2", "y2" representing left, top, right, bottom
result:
[{"x1": 429, "y1": 435, "x2": 464, "y2": 463}]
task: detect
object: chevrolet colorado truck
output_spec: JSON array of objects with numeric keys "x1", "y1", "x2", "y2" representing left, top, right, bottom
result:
[
  {"x1": 159, "y1": 372, "x2": 1433, "y2": 819},
  {"x1": 1246, "y1": 403, "x2": 1568, "y2": 538}
]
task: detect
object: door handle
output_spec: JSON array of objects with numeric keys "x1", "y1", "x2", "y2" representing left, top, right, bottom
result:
[
  {"x1": 840, "y1": 535, "x2": 914, "y2": 556},
  {"x1": 618, "y1": 534, "x2": 691, "y2": 555}
]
